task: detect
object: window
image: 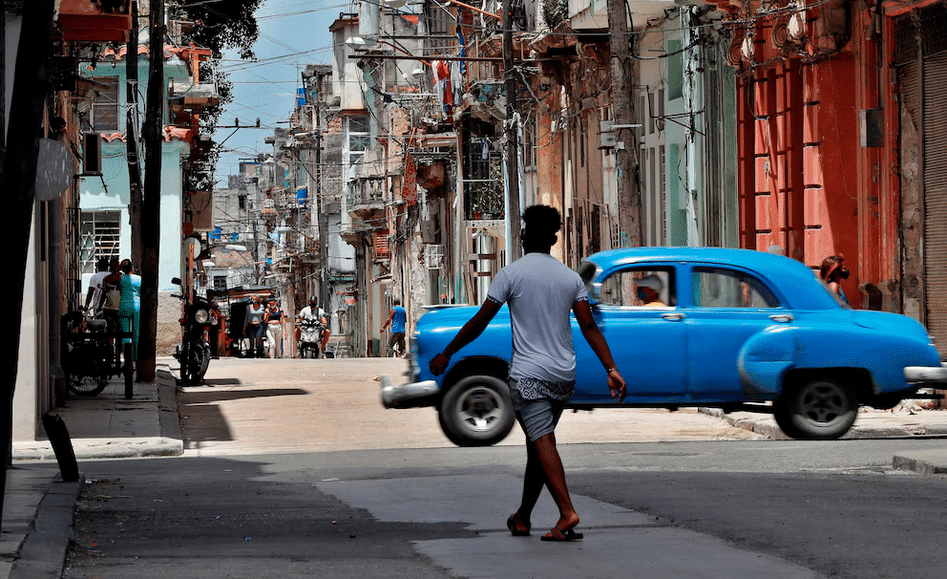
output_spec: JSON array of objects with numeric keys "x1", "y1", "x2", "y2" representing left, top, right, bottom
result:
[
  {"x1": 667, "y1": 40, "x2": 683, "y2": 100},
  {"x1": 597, "y1": 268, "x2": 675, "y2": 307},
  {"x1": 346, "y1": 115, "x2": 369, "y2": 168},
  {"x1": 523, "y1": 117, "x2": 537, "y2": 169},
  {"x1": 79, "y1": 211, "x2": 121, "y2": 275},
  {"x1": 85, "y1": 77, "x2": 119, "y2": 133},
  {"x1": 692, "y1": 267, "x2": 779, "y2": 308},
  {"x1": 213, "y1": 275, "x2": 228, "y2": 293}
]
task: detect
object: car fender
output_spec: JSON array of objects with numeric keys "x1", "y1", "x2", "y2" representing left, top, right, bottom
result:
[
  {"x1": 738, "y1": 325, "x2": 799, "y2": 396},
  {"x1": 741, "y1": 318, "x2": 939, "y2": 395},
  {"x1": 788, "y1": 324, "x2": 938, "y2": 393}
]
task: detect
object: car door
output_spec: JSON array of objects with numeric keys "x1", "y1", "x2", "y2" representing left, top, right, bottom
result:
[
  {"x1": 681, "y1": 265, "x2": 790, "y2": 400},
  {"x1": 573, "y1": 264, "x2": 688, "y2": 402}
]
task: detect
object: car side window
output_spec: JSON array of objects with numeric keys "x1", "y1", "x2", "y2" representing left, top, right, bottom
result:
[
  {"x1": 692, "y1": 267, "x2": 780, "y2": 308},
  {"x1": 598, "y1": 268, "x2": 675, "y2": 307}
]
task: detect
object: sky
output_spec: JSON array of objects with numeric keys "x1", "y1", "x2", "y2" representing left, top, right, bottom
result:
[{"x1": 211, "y1": 0, "x2": 353, "y2": 183}]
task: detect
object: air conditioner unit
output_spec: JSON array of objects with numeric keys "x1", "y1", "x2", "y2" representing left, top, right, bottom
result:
[{"x1": 599, "y1": 120, "x2": 616, "y2": 149}]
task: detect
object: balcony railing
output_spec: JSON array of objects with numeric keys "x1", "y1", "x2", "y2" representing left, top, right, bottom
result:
[{"x1": 58, "y1": 0, "x2": 132, "y2": 43}]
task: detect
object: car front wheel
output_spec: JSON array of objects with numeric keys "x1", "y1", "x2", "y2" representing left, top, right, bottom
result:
[
  {"x1": 774, "y1": 377, "x2": 858, "y2": 440},
  {"x1": 438, "y1": 375, "x2": 515, "y2": 447}
]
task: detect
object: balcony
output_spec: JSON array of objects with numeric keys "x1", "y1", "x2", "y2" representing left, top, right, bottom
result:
[
  {"x1": 58, "y1": 0, "x2": 132, "y2": 43},
  {"x1": 170, "y1": 80, "x2": 220, "y2": 112},
  {"x1": 569, "y1": 0, "x2": 675, "y2": 30},
  {"x1": 347, "y1": 177, "x2": 385, "y2": 222}
]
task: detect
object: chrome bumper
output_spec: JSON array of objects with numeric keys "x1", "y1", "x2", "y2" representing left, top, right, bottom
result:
[
  {"x1": 379, "y1": 375, "x2": 440, "y2": 409},
  {"x1": 905, "y1": 363, "x2": 947, "y2": 384}
]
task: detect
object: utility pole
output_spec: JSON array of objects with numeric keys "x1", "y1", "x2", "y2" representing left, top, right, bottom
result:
[
  {"x1": 502, "y1": 0, "x2": 521, "y2": 258},
  {"x1": 315, "y1": 71, "x2": 329, "y2": 315},
  {"x1": 127, "y1": 0, "x2": 143, "y2": 266},
  {"x1": 607, "y1": 0, "x2": 642, "y2": 247},
  {"x1": 137, "y1": 0, "x2": 165, "y2": 382},
  {"x1": 2, "y1": 0, "x2": 56, "y2": 528}
]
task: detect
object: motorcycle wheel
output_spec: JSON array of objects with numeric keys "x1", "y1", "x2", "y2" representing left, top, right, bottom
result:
[
  {"x1": 181, "y1": 341, "x2": 210, "y2": 385},
  {"x1": 67, "y1": 357, "x2": 109, "y2": 396}
]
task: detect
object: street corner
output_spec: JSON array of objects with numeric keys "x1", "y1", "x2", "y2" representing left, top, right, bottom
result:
[{"x1": 892, "y1": 450, "x2": 947, "y2": 475}]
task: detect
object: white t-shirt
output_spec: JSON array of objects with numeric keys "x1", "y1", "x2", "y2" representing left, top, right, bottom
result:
[
  {"x1": 299, "y1": 306, "x2": 325, "y2": 321},
  {"x1": 88, "y1": 270, "x2": 109, "y2": 311},
  {"x1": 486, "y1": 252, "x2": 588, "y2": 383}
]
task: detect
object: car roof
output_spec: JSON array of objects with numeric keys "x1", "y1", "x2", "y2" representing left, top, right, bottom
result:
[{"x1": 585, "y1": 247, "x2": 839, "y2": 310}]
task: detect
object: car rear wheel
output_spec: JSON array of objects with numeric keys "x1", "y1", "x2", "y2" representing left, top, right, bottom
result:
[
  {"x1": 774, "y1": 377, "x2": 857, "y2": 440},
  {"x1": 438, "y1": 375, "x2": 515, "y2": 447}
]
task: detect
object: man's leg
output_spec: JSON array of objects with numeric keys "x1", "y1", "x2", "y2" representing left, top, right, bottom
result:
[
  {"x1": 531, "y1": 432, "x2": 579, "y2": 532},
  {"x1": 510, "y1": 440, "x2": 544, "y2": 533}
]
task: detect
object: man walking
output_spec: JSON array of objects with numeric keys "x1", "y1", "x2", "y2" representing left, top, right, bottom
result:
[
  {"x1": 380, "y1": 298, "x2": 407, "y2": 356},
  {"x1": 430, "y1": 205, "x2": 626, "y2": 541}
]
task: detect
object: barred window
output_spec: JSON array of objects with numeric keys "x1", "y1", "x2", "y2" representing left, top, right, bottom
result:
[{"x1": 79, "y1": 211, "x2": 121, "y2": 275}]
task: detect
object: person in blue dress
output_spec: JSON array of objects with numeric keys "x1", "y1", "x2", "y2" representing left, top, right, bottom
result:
[
  {"x1": 380, "y1": 298, "x2": 407, "y2": 356},
  {"x1": 106, "y1": 259, "x2": 141, "y2": 360}
]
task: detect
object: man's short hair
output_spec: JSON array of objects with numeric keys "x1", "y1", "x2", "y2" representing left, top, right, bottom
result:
[
  {"x1": 393, "y1": 298, "x2": 401, "y2": 306},
  {"x1": 96, "y1": 258, "x2": 110, "y2": 271},
  {"x1": 522, "y1": 205, "x2": 561, "y2": 244}
]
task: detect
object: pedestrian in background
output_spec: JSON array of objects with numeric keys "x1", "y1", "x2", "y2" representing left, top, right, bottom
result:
[
  {"x1": 109, "y1": 259, "x2": 140, "y2": 361},
  {"x1": 264, "y1": 298, "x2": 284, "y2": 358},
  {"x1": 84, "y1": 258, "x2": 110, "y2": 317},
  {"x1": 380, "y1": 298, "x2": 407, "y2": 356},
  {"x1": 820, "y1": 255, "x2": 851, "y2": 305},
  {"x1": 244, "y1": 297, "x2": 265, "y2": 357},
  {"x1": 430, "y1": 205, "x2": 626, "y2": 542}
]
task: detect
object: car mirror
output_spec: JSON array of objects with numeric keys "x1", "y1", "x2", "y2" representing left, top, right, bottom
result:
[{"x1": 588, "y1": 282, "x2": 602, "y2": 303}]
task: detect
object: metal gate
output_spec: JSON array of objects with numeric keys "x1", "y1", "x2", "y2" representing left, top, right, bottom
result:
[
  {"x1": 923, "y1": 52, "x2": 947, "y2": 356},
  {"x1": 896, "y1": 4, "x2": 947, "y2": 357}
]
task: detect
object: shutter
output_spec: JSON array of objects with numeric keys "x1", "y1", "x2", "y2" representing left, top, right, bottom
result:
[{"x1": 923, "y1": 52, "x2": 947, "y2": 355}]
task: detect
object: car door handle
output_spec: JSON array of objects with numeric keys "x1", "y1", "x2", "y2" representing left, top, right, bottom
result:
[
  {"x1": 661, "y1": 312, "x2": 685, "y2": 322},
  {"x1": 769, "y1": 314, "x2": 794, "y2": 323}
]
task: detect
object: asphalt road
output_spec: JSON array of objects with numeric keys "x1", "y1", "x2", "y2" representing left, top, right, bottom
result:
[{"x1": 63, "y1": 358, "x2": 947, "y2": 579}]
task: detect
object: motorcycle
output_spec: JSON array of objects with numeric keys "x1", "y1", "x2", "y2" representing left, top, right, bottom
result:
[
  {"x1": 171, "y1": 277, "x2": 215, "y2": 384},
  {"x1": 60, "y1": 310, "x2": 133, "y2": 396},
  {"x1": 297, "y1": 317, "x2": 326, "y2": 358}
]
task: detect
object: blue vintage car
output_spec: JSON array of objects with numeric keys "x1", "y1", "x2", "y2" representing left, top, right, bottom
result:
[{"x1": 381, "y1": 247, "x2": 945, "y2": 445}]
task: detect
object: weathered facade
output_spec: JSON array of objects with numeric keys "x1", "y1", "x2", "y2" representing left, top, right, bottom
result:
[
  {"x1": 704, "y1": 0, "x2": 947, "y2": 342},
  {"x1": 11, "y1": 0, "x2": 135, "y2": 443}
]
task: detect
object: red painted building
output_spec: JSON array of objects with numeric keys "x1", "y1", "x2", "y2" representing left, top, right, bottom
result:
[{"x1": 706, "y1": 0, "x2": 947, "y2": 352}]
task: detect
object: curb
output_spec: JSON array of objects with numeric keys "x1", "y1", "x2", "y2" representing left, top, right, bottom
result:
[
  {"x1": 697, "y1": 408, "x2": 787, "y2": 439},
  {"x1": 8, "y1": 474, "x2": 82, "y2": 579},
  {"x1": 892, "y1": 452, "x2": 947, "y2": 475}
]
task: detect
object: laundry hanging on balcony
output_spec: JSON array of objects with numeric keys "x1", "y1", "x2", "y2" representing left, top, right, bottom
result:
[
  {"x1": 402, "y1": 153, "x2": 418, "y2": 206},
  {"x1": 434, "y1": 60, "x2": 453, "y2": 117}
]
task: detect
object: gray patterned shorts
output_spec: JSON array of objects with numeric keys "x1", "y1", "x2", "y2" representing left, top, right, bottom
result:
[{"x1": 508, "y1": 382, "x2": 566, "y2": 442}]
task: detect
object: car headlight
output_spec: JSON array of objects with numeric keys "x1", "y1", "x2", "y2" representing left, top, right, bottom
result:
[{"x1": 194, "y1": 309, "x2": 209, "y2": 324}]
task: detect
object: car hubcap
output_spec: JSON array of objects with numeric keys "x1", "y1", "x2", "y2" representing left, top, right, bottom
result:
[
  {"x1": 799, "y1": 381, "x2": 848, "y2": 424},
  {"x1": 457, "y1": 386, "x2": 504, "y2": 432}
]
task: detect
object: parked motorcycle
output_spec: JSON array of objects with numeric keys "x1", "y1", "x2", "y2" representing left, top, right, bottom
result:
[
  {"x1": 61, "y1": 310, "x2": 132, "y2": 396},
  {"x1": 297, "y1": 317, "x2": 326, "y2": 358},
  {"x1": 171, "y1": 277, "x2": 215, "y2": 384}
]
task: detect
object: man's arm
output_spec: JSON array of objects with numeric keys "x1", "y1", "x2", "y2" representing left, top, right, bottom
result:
[
  {"x1": 380, "y1": 309, "x2": 394, "y2": 333},
  {"x1": 573, "y1": 299, "x2": 627, "y2": 401},
  {"x1": 429, "y1": 299, "x2": 502, "y2": 375}
]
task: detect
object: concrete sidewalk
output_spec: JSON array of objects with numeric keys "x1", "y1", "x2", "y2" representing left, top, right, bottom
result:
[
  {"x1": 702, "y1": 405, "x2": 947, "y2": 474},
  {"x1": 3, "y1": 361, "x2": 183, "y2": 578}
]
